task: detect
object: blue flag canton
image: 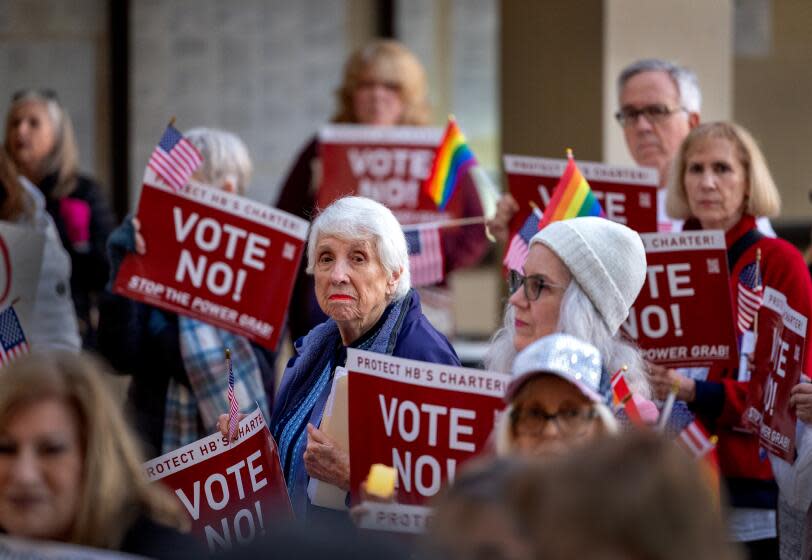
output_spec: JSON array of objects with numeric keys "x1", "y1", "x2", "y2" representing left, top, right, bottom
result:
[
  {"x1": 405, "y1": 230, "x2": 421, "y2": 255},
  {"x1": 158, "y1": 125, "x2": 184, "y2": 152},
  {"x1": 739, "y1": 262, "x2": 760, "y2": 289},
  {"x1": 0, "y1": 308, "x2": 25, "y2": 350},
  {"x1": 518, "y1": 213, "x2": 541, "y2": 243}
]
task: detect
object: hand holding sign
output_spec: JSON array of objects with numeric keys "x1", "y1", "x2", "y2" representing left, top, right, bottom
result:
[
  {"x1": 132, "y1": 218, "x2": 146, "y2": 254},
  {"x1": 114, "y1": 182, "x2": 308, "y2": 349},
  {"x1": 790, "y1": 383, "x2": 812, "y2": 423},
  {"x1": 304, "y1": 423, "x2": 350, "y2": 492}
]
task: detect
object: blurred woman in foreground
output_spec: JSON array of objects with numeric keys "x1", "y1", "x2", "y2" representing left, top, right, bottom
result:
[{"x1": 0, "y1": 351, "x2": 201, "y2": 558}]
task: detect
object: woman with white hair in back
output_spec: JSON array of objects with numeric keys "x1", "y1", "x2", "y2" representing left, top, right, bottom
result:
[
  {"x1": 221, "y1": 196, "x2": 461, "y2": 521},
  {"x1": 97, "y1": 127, "x2": 277, "y2": 460}
]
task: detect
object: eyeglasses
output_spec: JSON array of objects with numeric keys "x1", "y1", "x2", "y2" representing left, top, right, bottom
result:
[
  {"x1": 11, "y1": 88, "x2": 59, "y2": 103},
  {"x1": 507, "y1": 269, "x2": 565, "y2": 302},
  {"x1": 511, "y1": 404, "x2": 597, "y2": 436},
  {"x1": 614, "y1": 104, "x2": 686, "y2": 127}
]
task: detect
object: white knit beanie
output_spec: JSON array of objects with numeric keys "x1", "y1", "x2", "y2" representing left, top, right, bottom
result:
[{"x1": 529, "y1": 217, "x2": 646, "y2": 334}]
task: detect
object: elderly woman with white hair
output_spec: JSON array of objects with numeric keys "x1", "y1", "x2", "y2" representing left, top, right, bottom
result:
[
  {"x1": 259, "y1": 196, "x2": 460, "y2": 520},
  {"x1": 487, "y1": 217, "x2": 652, "y2": 399},
  {"x1": 98, "y1": 127, "x2": 277, "y2": 459}
]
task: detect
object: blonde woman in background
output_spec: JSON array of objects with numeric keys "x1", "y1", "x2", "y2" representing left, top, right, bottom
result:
[{"x1": 276, "y1": 39, "x2": 487, "y2": 344}]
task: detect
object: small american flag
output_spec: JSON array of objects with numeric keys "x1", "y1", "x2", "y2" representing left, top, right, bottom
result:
[
  {"x1": 737, "y1": 262, "x2": 763, "y2": 334},
  {"x1": 147, "y1": 124, "x2": 203, "y2": 191},
  {"x1": 226, "y1": 348, "x2": 240, "y2": 440},
  {"x1": 678, "y1": 420, "x2": 715, "y2": 459},
  {"x1": 0, "y1": 306, "x2": 29, "y2": 366},
  {"x1": 503, "y1": 209, "x2": 541, "y2": 272},
  {"x1": 405, "y1": 227, "x2": 444, "y2": 287}
]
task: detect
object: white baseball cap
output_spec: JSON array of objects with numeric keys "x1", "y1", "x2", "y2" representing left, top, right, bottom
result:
[{"x1": 506, "y1": 333, "x2": 603, "y2": 403}]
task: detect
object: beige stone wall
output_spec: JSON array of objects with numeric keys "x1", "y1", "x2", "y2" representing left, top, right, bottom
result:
[
  {"x1": 0, "y1": 0, "x2": 110, "y2": 191},
  {"x1": 735, "y1": 0, "x2": 812, "y2": 224},
  {"x1": 603, "y1": 0, "x2": 733, "y2": 171}
]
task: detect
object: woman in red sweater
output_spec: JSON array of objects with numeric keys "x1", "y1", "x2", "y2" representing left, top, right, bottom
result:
[{"x1": 649, "y1": 121, "x2": 812, "y2": 559}]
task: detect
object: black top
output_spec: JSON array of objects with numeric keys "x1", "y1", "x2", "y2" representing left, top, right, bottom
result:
[{"x1": 38, "y1": 172, "x2": 116, "y2": 348}]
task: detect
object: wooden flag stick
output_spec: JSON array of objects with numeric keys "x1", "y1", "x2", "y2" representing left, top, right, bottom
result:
[
  {"x1": 657, "y1": 381, "x2": 680, "y2": 432},
  {"x1": 753, "y1": 248, "x2": 762, "y2": 334},
  {"x1": 401, "y1": 215, "x2": 487, "y2": 232}
]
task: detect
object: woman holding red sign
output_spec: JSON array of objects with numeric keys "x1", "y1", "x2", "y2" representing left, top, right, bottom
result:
[
  {"x1": 276, "y1": 39, "x2": 487, "y2": 343},
  {"x1": 653, "y1": 121, "x2": 812, "y2": 557},
  {"x1": 98, "y1": 128, "x2": 276, "y2": 459},
  {"x1": 222, "y1": 196, "x2": 461, "y2": 522}
]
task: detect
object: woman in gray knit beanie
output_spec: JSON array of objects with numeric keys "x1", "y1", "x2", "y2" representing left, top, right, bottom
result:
[{"x1": 485, "y1": 217, "x2": 651, "y2": 400}]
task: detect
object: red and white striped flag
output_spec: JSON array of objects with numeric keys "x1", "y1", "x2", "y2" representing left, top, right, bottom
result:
[
  {"x1": 737, "y1": 261, "x2": 763, "y2": 334},
  {"x1": 610, "y1": 367, "x2": 644, "y2": 426},
  {"x1": 226, "y1": 348, "x2": 240, "y2": 439},
  {"x1": 405, "y1": 227, "x2": 444, "y2": 287},
  {"x1": 147, "y1": 123, "x2": 203, "y2": 191},
  {"x1": 678, "y1": 420, "x2": 715, "y2": 459}
]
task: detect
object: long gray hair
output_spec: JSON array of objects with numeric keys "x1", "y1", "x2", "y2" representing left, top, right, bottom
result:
[{"x1": 484, "y1": 281, "x2": 650, "y2": 398}]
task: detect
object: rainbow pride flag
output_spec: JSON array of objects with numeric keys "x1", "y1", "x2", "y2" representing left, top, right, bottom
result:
[
  {"x1": 423, "y1": 117, "x2": 477, "y2": 211},
  {"x1": 538, "y1": 151, "x2": 604, "y2": 229}
]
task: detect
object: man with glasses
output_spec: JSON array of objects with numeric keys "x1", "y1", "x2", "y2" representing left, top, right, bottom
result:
[
  {"x1": 616, "y1": 59, "x2": 774, "y2": 235},
  {"x1": 488, "y1": 58, "x2": 775, "y2": 238},
  {"x1": 616, "y1": 59, "x2": 698, "y2": 232}
]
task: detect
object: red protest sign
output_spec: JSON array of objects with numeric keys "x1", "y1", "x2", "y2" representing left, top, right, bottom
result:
[
  {"x1": 317, "y1": 124, "x2": 468, "y2": 225},
  {"x1": 742, "y1": 287, "x2": 807, "y2": 461},
  {"x1": 346, "y1": 349, "x2": 508, "y2": 505},
  {"x1": 113, "y1": 182, "x2": 308, "y2": 349},
  {"x1": 621, "y1": 231, "x2": 738, "y2": 368},
  {"x1": 144, "y1": 408, "x2": 292, "y2": 553},
  {"x1": 504, "y1": 154, "x2": 659, "y2": 234}
]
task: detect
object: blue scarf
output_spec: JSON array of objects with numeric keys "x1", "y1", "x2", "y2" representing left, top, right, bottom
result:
[{"x1": 273, "y1": 291, "x2": 412, "y2": 518}]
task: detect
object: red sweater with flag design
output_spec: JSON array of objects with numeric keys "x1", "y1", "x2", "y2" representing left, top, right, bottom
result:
[{"x1": 691, "y1": 214, "x2": 812, "y2": 508}]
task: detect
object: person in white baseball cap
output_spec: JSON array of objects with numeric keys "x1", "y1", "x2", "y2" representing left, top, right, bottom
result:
[{"x1": 494, "y1": 333, "x2": 618, "y2": 458}]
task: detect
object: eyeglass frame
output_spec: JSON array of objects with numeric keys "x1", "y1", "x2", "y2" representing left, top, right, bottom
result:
[
  {"x1": 510, "y1": 403, "x2": 598, "y2": 437},
  {"x1": 614, "y1": 103, "x2": 687, "y2": 127},
  {"x1": 507, "y1": 269, "x2": 566, "y2": 302}
]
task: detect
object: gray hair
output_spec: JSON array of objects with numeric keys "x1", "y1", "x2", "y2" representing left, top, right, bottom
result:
[
  {"x1": 306, "y1": 196, "x2": 411, "y2": 300},
  {"x1": 184, "y1": 127, "x2": 253, "y2": 194},
  {"x1": 617, "y1": 59, "x2": 702, "y2": 114},
  {"x1": 485, "y1": 282, "x2": 651, "y2": 399}
]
